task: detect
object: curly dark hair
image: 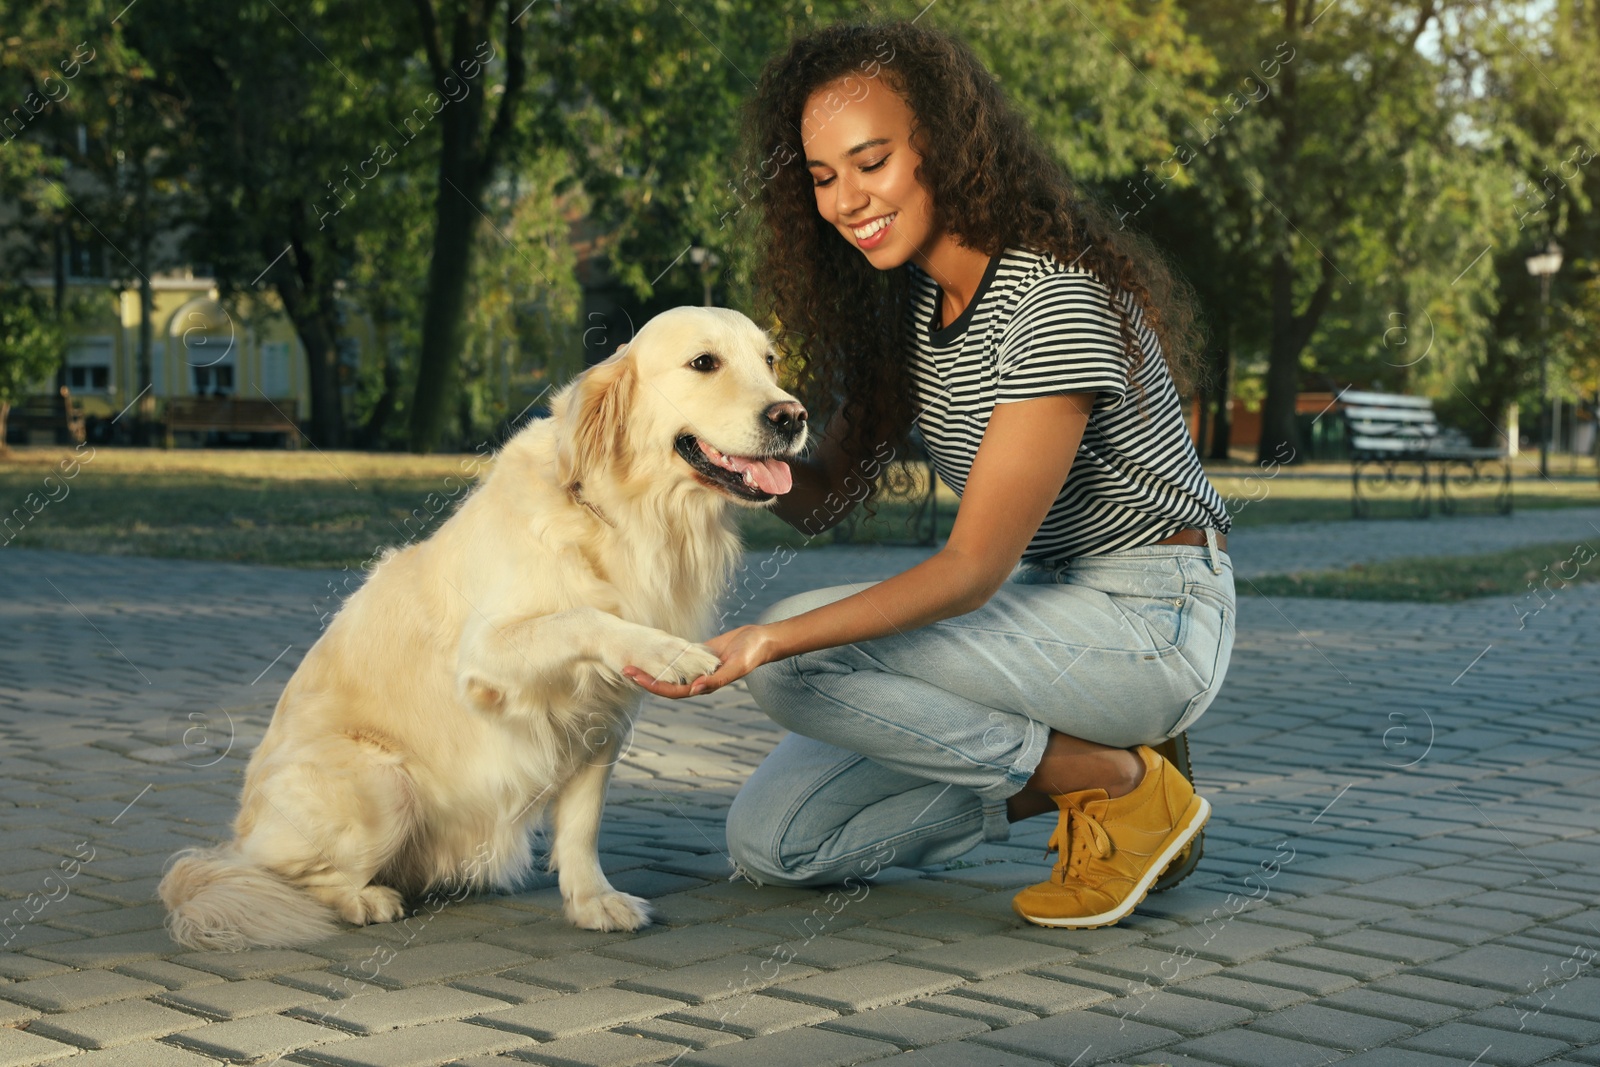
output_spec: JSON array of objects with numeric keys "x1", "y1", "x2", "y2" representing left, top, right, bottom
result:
[{"x1": 746, "y1": 18, "x2": 1201, "y2": 477}]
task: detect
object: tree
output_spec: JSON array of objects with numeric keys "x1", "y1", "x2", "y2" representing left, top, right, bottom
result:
[
  {"x1": 1454, "y1": 0, "x2": 1600, "y2": 454},
  {"x1": 1146, "y1": 2, "x2": 1502, "y2": 461},
  {"x1": 404, "y1": 0, "x2": 529, "y2": 452},
  {"x1": 546, "y1": 2, "x2": 850, "y2": 324},
  {"x1": 0, "y1": 286, "x2": 66, "y2": 448},
  {"x1": 118, "y1": 0, "x2": 424, "y2": 448},
  {"x1": 0, "y1": 0, "x2": 80, "y2": 447},
  {"x1": 551, "y1": 1, "x2": 1212, "y2": 328},
  {"x1": 1133, "y1": 178, "x2": 1269, "y2": 459},
  {"x1": 450, "y1": 155, "x2": 587, "y2": 444},
  {"x1": 56, "y1": 11, "x2": 196, "y2": 443}
]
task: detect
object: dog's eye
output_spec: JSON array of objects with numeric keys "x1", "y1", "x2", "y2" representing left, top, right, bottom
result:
[
  {"x1": 690, "y1": 353, "x2": 719, "y2": 373},
  {"x1": 765, "y1": 352, "x2": 776, "y2": 368}
]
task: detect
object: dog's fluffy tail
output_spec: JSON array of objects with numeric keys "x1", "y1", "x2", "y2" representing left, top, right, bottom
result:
[{"x1": 158, "y1": 846, "x2": 339, "y2": 951}]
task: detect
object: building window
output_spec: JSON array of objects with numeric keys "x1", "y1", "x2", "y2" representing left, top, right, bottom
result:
[
  {"x1": 260, "y1": 341, "x2": 292, "y2": 397},
  {"x1": 66, "y1": 337, "x2": 114, "y2": 393},
  {"x1": 186, "y1": 336, "x2": 236, "y2": 396},
  {"x1": 192, "y1": 364, "x2": 236, "y2": 395},
  {"x1": 66, "y1": 232, "x2": 108, "y2": 280}
]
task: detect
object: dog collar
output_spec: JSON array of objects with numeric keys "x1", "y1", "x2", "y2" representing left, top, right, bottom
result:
[{"x1": 566, "y1": 481, "x2": 617, "y2": 529}]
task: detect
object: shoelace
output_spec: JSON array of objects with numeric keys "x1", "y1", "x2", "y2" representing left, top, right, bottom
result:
[{"x1": 1044, "y1": 796, "x2": 1112, "y2": 883}]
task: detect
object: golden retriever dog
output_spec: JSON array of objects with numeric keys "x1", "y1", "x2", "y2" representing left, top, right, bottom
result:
[{"x1": 158, "y1": 306, "x2": 807, "y2": 950}]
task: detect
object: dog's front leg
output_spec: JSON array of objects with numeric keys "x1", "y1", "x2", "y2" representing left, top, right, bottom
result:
[
  {"x1": 457, "y1": 606, "x2": 719, "y2": 709},
  {"x1": 548, "y1": 737, "x2": 651, "y2": 931}
]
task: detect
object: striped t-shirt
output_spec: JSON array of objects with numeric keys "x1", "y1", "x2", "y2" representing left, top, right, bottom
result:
[{"x1": 906, "y1": 246, "x2": 1231, "y2": 562}]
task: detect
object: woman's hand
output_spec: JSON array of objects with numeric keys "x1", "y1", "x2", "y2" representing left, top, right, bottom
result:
[{"x1": 623, "y1": 624, "x2": 782, "y2": 699}]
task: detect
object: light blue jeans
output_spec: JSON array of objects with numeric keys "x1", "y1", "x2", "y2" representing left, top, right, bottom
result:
[{"x1": 726, "y1": 541, "x2": 1236, "y2": 887}]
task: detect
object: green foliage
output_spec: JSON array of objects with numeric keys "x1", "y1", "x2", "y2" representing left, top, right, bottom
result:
[
  {"x1": 451, "y1": 150, "x2": 589, "y2": 444},
  {"x1": 0, "y1": 0, "x2": 1595, "y2": 457},
  {"x1": 0, "y1": 285, "x2": 64, "y2": 407},
  {"x1": 548, "y1": 0, "x2": 844, "y2": 311},
  {"x1": 549, "y1": 0, "x2": 1214, "y2": 318}
]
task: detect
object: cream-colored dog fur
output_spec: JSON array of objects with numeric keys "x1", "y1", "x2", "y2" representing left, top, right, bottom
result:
[{"x1": 158, "y1": 307, "x2": 807, "y2": 950}]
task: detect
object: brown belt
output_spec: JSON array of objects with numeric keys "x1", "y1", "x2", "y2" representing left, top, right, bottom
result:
[{"x1": 1152, "y1": 527, "x2": 1227, "y2": 552}]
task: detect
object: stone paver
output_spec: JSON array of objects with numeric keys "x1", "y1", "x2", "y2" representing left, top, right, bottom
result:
[
  {"x1": 947, "y1": 972, "x2": 1114, "y2": 1014},
  {"x1": 617, "y1": 952, "x2": 820, "y2": 1003},
  {"x1": 2, "y1": 516, "x2": 1598, "y2": 1066},
  {"x1": 0, "y1": 968, "x2": 162, "y2": 1012},
  {"x1": 1172, "y1": 1026, "x2": 1343, "y2": 1066},
  {"x1": 969, "y1": 1009, "x2": 1181, "y2": 1062},
  {"x1": 876, "y1": 1041, "x2": 1057, "y2": 1066},
  {"x1": 1396, "y1": 1020, "x2": 1571, "y2": 1064},
  {"x1": 516, "y1": 1029, "x2": 689, "y2": 1067},
  {"x1": 0, "y1": 1029, "x2": 77, "y2": 1067},
  {"x1": 676, "y1": 1026, "x2": 898, "y2": 1067},
  {"x1": 817, "y1": 1002, "x2": 989, "y2": 1046},
  {"x1": 157, "y1": 977, "x2": 327, "y2": 1021},
  {"x1": 666, "y1": 991, "x2": 837, "y2": 1038},
  {"x1": 1248, "y1": 1001, "x2": 1416, "y2": 1050},
  {"x1": 1088, "y1": 988, "x2": 1254, "y2": 1036},
  {"x1": 65, "y1": 1042, "x2": 223, "y2": 1066},
  {"x1": 22, "y1": 999, "x2": 207, "y2": 1050},
  {"x1": 474, "y1": 987, "x2": 682, "y2": 1040},
  {"x1": 895, "y1": 934, "x2": 1078, "y2": 979},
  {"x1": 297, "y1": 985, "x2": 507, "y2": 1034},
  {"x1": 766, "y1": 960, "x2": 964, "y2": 1012},
  {"x1": 505, "y1": 951, "x2": 659, "y2": 992},
  {"x1": 164, "y1": 1014, "x2": 348, "y2": 1061},
  {"x1": 291, "y1": 1019, "x2": 534, "y2": 1066}
]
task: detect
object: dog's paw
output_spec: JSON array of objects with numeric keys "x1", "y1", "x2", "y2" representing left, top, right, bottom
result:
[
  {"x1": 626, "y1": 633, "x2": 720, "y2": 685},
  {"x1": 338, "y1": 884, "x2": 406, "y2": 926},
  {"x1": 566, "y1": 889, "x2": 652, "y2": 932}
]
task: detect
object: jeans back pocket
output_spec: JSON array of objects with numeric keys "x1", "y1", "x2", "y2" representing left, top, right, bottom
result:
[
  {"x1": 1167, "y1": 599, "x2": 1235, "y2": 737},
  {"x1": 1106, "y1": 591, "x2": 1188, "y2": 653}
]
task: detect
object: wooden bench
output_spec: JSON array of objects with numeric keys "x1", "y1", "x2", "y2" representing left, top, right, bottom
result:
[
  {"x1": 6, "y1": 386, "x2": 86, "y2": 446},
  {"x1": 1340, "y1": 390, "x2": 1512, "y2": 518},
  {"x1": 164, "y1": 397, "x2": 303, "y2": 449}
]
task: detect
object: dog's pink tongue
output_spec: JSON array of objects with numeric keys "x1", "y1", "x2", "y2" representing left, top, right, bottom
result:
[{"x1": 725, "y1": 454, "x2": 793, "y2": 495}]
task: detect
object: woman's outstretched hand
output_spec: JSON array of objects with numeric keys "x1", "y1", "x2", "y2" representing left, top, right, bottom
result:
[{"x1": 623, "y1": 624, "x2": 782, "y2": 699}]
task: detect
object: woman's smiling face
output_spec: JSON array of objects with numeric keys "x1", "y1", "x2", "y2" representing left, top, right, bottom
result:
[{"x1": 802, "y1": 75, "x2": 940, "y2": 270}]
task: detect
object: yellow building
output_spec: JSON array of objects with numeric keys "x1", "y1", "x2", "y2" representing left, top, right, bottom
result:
[{"x1": 20, "y1": 269, "x2": 373, "y2": 441}]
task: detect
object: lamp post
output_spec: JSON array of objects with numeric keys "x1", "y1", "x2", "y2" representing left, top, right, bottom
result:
[
  {"x1": 688, "y1": 246, "x2": 720, "y2": 307},
  {"x1": 1524, "y1": 240, "x2": 1563, "y2": 479}
]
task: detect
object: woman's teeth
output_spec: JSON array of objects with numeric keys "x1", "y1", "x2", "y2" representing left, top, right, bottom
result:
[{"x1": 853, "y1": 213, "x2": 896, "y2": 239}]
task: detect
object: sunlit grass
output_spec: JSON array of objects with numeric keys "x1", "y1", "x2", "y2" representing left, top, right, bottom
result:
[
  {"x1": 1246, "y1": 539, "x2": 1600, "y2": 603},
  {"x1": 2, "y1": 445, "x2": 1595, "y2": 569},
  {"x1": 0, "y1": 446, "x2": 487, "y2": 569}
]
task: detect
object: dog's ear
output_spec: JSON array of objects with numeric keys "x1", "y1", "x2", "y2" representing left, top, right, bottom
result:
[{"x1": 556, "y1": 351, "x2": 636, "y2": 486}]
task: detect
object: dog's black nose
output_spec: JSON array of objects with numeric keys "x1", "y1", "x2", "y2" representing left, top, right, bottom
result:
[{"x1": 765, "y1": 401, "x2": 808, "y2": 437}]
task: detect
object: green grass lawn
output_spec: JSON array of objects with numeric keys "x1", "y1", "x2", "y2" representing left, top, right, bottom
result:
[
  {"x1": 1245, "y1": 539, "x2": 1600, "y2": 603},
  {"x1": 0, "y1": 447, "x2": 484, "y2": 569},
  {"x1": 3, "y1": 446, "x2": 1597, "y2": 594},
  {"x1": 0, "y1": 446, "x2": 958, "y2": 568},
  {"x1": 1206, "y1": 462, "x2": 1596, "y2": 526}
]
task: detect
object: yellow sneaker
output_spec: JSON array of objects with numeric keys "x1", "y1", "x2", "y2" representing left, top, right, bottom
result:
[{"x1": 1012, "y1": 744, "x2": 1210, "y2": 929}]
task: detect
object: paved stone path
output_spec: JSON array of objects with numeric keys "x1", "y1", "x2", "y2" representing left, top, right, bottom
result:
[{"x1": 1, "y1": 521, "x2": 1598, "y2": 1067}]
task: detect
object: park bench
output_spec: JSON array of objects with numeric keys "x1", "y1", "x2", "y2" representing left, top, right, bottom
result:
[
  {"x1": 1341, "y1": 390, "x2": 1512, "y2": 518},
  {"x1": 6, "y1": 386, "x2": 86, "y2": 446},
  {"x1": 164, "y1": 396, "x2": 303, "y2": 449}
]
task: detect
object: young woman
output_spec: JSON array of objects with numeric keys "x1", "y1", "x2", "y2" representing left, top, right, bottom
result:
[{"x1": 624, "y1": 19, "x2": 1236, "y2": 930}]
